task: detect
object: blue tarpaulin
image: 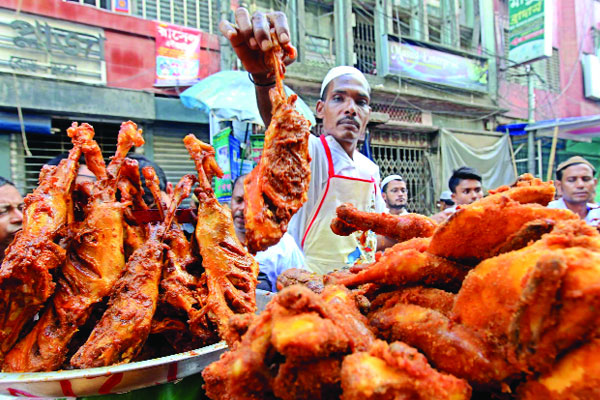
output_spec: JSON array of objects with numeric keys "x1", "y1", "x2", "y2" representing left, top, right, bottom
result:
[{"x1": 0, "y1": 111, "x2": 51, "y2": 135}]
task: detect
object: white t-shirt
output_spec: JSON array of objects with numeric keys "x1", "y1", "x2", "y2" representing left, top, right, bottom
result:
[
  {"x1": 253, "y1": 232, "x2": 306, "y2": 292},
  {"x1": 547, "y1": 198, "x2": 600, "y2": 226},
  {"x1": 287, "y1": 134, "x2": 388, "y2": 248}
]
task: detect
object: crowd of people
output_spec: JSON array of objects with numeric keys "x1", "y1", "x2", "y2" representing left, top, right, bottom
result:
[{"x1": 1, "y1": 8, "x2": 599, "y2": 293}]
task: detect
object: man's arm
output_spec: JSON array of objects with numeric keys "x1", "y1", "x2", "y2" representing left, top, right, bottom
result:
[{"x1": 219, "y1": 8, "x2": 296, "y2": 126}]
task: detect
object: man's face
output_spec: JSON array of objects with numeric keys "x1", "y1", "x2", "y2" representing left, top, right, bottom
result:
[
  {"x1": 383, "y1": 180, "x2": 407, "y2": 209},
  {"x1": 0, "y1": 184, "x2": 24, "y2": 248},
  {"x1": 452, "y1": 179, "x2": 483, "y2": 205},
  {"x1": 230, "y1": 179, "x2": 246, "y2": 233},
  {"x1": 316, "y1": 75, "x2": 371, "y2": 148},
  {"x1": 557, "y1": 164, "x2": 597, "y2": 205}
]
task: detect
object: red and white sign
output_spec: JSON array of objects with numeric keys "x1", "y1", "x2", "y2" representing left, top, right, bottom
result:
[{"x1": 155, "y1": 22, "x2": 202, "y2": 87}]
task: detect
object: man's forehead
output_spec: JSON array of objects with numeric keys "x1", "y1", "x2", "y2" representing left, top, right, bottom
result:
[
  {"x1": 0, "y1": 185, "x2": 22, "y2": 200},
  {"x1": 388, "y1": 180, "x2": 406, "y2": 188},
  {"x1": 562, "y1": 163, "x2": 595, "y2": 178},
  {"x1": 329, "y1": 75, "x2": 370, "y2": 98},
  {"x1": 456, "y1": 179, "x2": 481, "y2": 188}
]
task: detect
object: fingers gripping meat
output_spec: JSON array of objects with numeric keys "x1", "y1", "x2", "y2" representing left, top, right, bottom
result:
[{"x1": 244, "y1": 33, "x2": 311, "y2": 254}]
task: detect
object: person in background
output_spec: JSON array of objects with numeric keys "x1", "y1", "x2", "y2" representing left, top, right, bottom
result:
[
  {"x1": 431, "y1": 166, "x2": 483, "y2": 224},
  {"x1": 437, "y1": 191, "x2": 455, "y2": 213},
  {"x1": 548, "y1": 156, "x2": 600, "y2": 226},
  {"x1": 230, "y1": 175, "x2": 306, "y2": 292},
  {"x1": 220, "y1": 9, "x2": 388, "y2": 273},
  {"x1": 381, "y1": 174, "x2": 408, "y2": 215},
  {"x1": 46, "y1": 154, "x2": 96, "y2": 185},
  {"x1": 0, "y1": 177, "x2": 24, "y2": 263}
]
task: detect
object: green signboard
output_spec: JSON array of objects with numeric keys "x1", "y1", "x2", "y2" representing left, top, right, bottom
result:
[{"x1": 508, "y1": 0, "x2": 553, "y2": 65}]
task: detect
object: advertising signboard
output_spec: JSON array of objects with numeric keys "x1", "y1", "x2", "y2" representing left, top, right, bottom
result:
[
  {"x1": 508, "y1": 0, "x2": 553, "y2": 65},
  {"x1": 155, "y1": 22, "x2": 203, "y2": 87},
  {"x1": 388, "y1": 42, "x2": 488, "y2": 92}
]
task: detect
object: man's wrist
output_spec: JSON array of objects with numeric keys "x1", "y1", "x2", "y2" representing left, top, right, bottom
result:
[{"x1": 249, "y1": 72, "x2": 275, "y2": 87}]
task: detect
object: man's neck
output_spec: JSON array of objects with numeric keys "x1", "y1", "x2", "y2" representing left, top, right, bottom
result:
[
  {"x1": 563, "y1": 199, "x2": 589, "y2": 219},
  {"x1": 389, "y1": 207, "x2": 406, "y2": 216},
  {"x1": 331, "y1": 136, "x2": 357, "y2": 158}
]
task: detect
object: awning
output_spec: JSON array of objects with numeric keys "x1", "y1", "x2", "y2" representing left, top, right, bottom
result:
[
  {"x1": 0, "y1": 110, "x2": 52, "y2": 135},
  {"x1": 497, "y1": 115, "x2": 600, "y2": 142}
]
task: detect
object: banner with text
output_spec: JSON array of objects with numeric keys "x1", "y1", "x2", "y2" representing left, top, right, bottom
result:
[
  {"x1": 155, "y1": 22, "x2": 202, "y2": 87},
  {"x1": 508, "y1": 0, "x2": 553, "y2": 65},
  {"x1": 388, "y1": 42, "x2": 488, "y2": 92}
]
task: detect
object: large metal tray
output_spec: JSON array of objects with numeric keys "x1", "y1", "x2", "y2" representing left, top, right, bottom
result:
[{"x1": 0, "y1": 290, "x2": 275, "y2": 397}]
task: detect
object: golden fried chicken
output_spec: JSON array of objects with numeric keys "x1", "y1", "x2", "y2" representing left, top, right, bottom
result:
[
  {"x1": 70, "y1": 171, "x2": 196, "y2": 368},
  {"x1": 487, "y1": 173, "x2": 555, "y2": 205},
  {"x1": 202, "y1": 285, "x2": 374, "y2": 400},
  {"x1": 244, "y1": 33, "x2": 311, "y2": 254},
  {"x1": 184, "y1": 134, "x2": 259, "y2": 347},
  {"x1": 517, "y1": 338, "x2": 600, "y2": 399},
  {"x1": 369, "y1": 303, "x2": 517, "y2": 386},
  {"x1": 453, "y1": 220, "x2": 600, "y2": 373},
  {"x1": 337, "y1": 244, "x2": 469, "y2": 292},
  {"x1": 341, "y1": 340, "x2": 471, "y2": 400},
  {"x1": 3, "y1": 122, "x2": 144, "y2": 372},
  {"x1": 428, "y1": 195, "x2": 577, "y2": 264},
  {"x1": 0, "y1": 122, "x2": 94, "y2": 362},
  {"x1": 331, "y1": 203, "x2": 437, "y2": 243},
  {"x1": 276, "y1": 267, "x2": 325, "y2": 293},
  {"x1": 368, "y1": 286, "x2": 456, "y2": 317}
]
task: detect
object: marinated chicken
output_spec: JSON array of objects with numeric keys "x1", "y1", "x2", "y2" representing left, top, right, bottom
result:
[
  {"x1": 71, "y1": 171, "x2": 196, "y2": 368},
  {"x1": 0, "y1": 122, "x2": 95, "y2": 362},
  {"x1": 3, "y1": 122, "x2": 144, "y2": 372},
  {"x1": 244, "y1": 33, "x2": 311, "y2": 253},
  {"x1": 184, "y1": 134, "x2": 259, "y2": 346}
]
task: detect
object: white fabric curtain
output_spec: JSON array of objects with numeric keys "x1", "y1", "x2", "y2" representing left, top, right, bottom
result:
[{"x1": 440, "y1": 129, "x2": 516, "y2": 194}]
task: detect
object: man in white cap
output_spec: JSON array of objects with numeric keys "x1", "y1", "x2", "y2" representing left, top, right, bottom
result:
[
  {"x1": 381, "y1": 175, "x2": 408, "y2": 215},
  {"x1": 220, "y1": 8, "x2": 387, "y2": 274}
]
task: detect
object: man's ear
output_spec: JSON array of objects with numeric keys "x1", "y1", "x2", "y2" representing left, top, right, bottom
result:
[
  {"x1": 382, "y1": 192, "x2": 388, "y2": 202},
  {"x1": 316, "y1": 100, "x2": 325, "y2": 119},
  {"x1": 555, "y1": 180, "x2": 562, "y2": 196},
  {"x1": 451, "y1": 192, "x2": 457, "y2": 203}
]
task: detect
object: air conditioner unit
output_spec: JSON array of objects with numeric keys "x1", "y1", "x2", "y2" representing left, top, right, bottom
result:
[{"x1": 582, "y1": 54, "x2": 600, "y2": 101}]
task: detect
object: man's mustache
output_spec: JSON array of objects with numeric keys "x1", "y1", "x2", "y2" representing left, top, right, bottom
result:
[
  {"x1": 6, "y1": 223, "x2": 21, "y2": 235},
  {"x1": 337, "y1": 117, "x2": 359, "y2": 128}
]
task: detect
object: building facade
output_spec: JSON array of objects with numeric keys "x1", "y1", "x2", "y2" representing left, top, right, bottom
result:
[{"x1": 0, "y1": 0, "x2": 221, "y2": 195}]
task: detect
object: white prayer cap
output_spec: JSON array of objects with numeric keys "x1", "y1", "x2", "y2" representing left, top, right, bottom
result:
[
  {"x1": 320, "y1": 66, "x2": 371, "y2": 98},
  {"x1": 381, "y1": 174, "x2": 403, "y2": 190}
]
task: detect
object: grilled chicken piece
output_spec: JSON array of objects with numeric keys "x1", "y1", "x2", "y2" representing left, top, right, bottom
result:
[
  {"x1": 244, "y1": 33, "x2": 311, "y2": 254},
  {"x1": 3, "y1": 122, "x2": 144, "y2": 372},
  {"x1": 184, "y1": 134, "x2": 259, "y2": 346},
  {"x1": 70, "y1": 170, "x2": 196, "y2": 368},
  {"x1": 0, "y1": 122, "x2": 94, "y2": 362}
]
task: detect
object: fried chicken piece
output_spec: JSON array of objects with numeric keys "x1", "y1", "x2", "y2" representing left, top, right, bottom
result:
[
  {"x1": 203, "y1": 285, "x2": 374, "y2": 400},
  {"x1": 454, "y1": 220, "x2": 600, "y2": 373},
  {"x1": 341, "y1": 340, "x2": 471, "y2": 400},
  {"x1": 273, "y1": 358, "x2": 342, "y2": 400},
  {"x1": 244, "y1": 33, "x2": 311, "y2": 254},
  {"x1": 337, "y1": 245, "x2": 469, "y2": 292},
  {"x1": 332, "y1": 203, "x2": 437, "y2": 242},
  {"x1": 428, "y1": 195, "x2": 578, "y2": 264},
  {"x1": 276, "y1": 267, "x2": 325, "y2": 293},
  {"x1": 0, "y1": 122, "x2": 95, "y2": 363},
  {"x1": 518, "y1": 338, "x2": 600, "y2": 400},
  {"x1": 369, "y1": 303, "x2": 517, "y2": 386},
  {"x1": 3, "y1": 123, "x2": 144, "y2": 372},
  {"x1": 184, "y1": 134, "x2": 259, "y2": 346},
  {"x1": 369, "y1": 286, "x2": 456, "y2": 317},
  {"x1": 487, "y1": 173, "x2": 555, "y2": 205},
  {"x1": 70, "y1": 172, "x2": 196, "y2": 368}
]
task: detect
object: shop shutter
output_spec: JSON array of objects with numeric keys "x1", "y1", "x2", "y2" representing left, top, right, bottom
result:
[
  {"x1": 11, "y1": 119, "x2": 121, "y2": 195},
  {"x1": 133, "y1": 0, "x2": 217, "y2": 32}
]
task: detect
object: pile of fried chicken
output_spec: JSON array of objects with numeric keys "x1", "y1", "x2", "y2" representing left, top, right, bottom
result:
[
  {"x1": 203, "y1": 174, "x2": 600, "y2": 399},
  {"x1": 0, "y1": 122, "x2": 259, "y2": 372}
]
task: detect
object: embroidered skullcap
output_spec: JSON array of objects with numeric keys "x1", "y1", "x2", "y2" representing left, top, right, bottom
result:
[{"x1": 381, "y1": 175, "x2": 403, "y2": 190}]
